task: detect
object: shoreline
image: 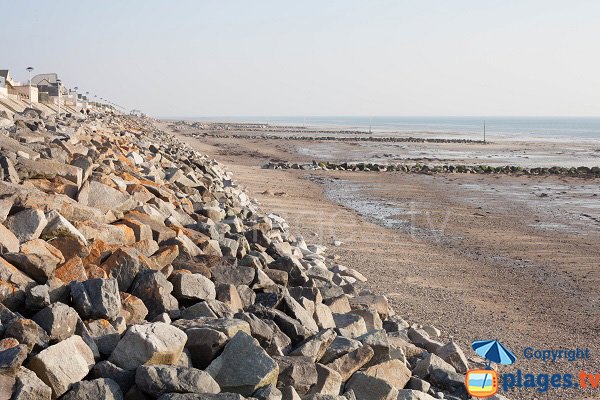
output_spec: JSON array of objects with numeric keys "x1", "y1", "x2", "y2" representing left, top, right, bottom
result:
[{"x1": 165, "y1": 119, "x2": 600, "y2": 399}]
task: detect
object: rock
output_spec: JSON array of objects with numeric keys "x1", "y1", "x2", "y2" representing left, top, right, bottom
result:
[
  {"x1": 358, "y1": 330, "x2": 390, "y2": 366},
  {"x1": 130, "y1": 270, "x2": 178, "y2": 320},
  {"x1": 4, "y1": 239, "x2": 64, "y2": 283},
  {"x1": 16, "y1": 158, "x2": 82, "y2": 187},
  {"x1": 348, "y1": 295, "x2": 393, "y2": 319},
  {"x1": 362, "y1": 359, "x2": 411, "y2": 390},
  {"x1": 435, "y1": 340, "x2": 469, "y2": 374},
  {"x1": 348, "y1": 309, "x2": 382, "y2": 331},
  {"x1": 396, "y1": 389, "x2": 437, "y2": 400},
  {"x1": 326, "y1": 345, "x2": 374, "y2": 381},
  {"x1": 185, "y1": 328, "x2": 228, "y2": 369},
  {"x1": 70, "y1": 278, "x2": 122, "y2": 320},
  {"x1": 210, "y1": 264, "x2": 255, "y2": 287},
  {"x1": 405, "y1": 377, "x2": 430, "y2": 393},
  {"x1": 171, "y1": 272, "x2": 216, "y2": 302},
  {"x1": 135, "y1": 365, "x2": 220, "y2": 397},
  {"x1": 0, "y1": 224, "x2": 20, "y2": 253},
  {"x1": 313, "y1": 303, "x2": 336, "y2": 330},
  {"x1": 215, "y1": 284, "x2": 244, "y2": 312},
  {"x1": 308, "y1": 363, "x2": 342, "y2": 396},
  {"x1": 282, "y1": 294, "x2": 319, "y2": 333},
  {"x1": 91, "y1": 361, "x2": 135, "y2": 393},
  {"x1": 280, "y1": 386, "x2": 302, "y2": 400},
  {"x1": 274, "y1": 356, "x2": 318, "y2": 395},
  {"x1": 5, "y1": 318, "x2": 49, "y2": 352},
  {"x1": 40, "y1": 210, "x2": 87, "y2": 243},
  {"x1": 86, "y1": 319, "x2": 121, "y2": 357},
  {"x1": 411, "y1": 353, "x2": 456, "y2": 380},
  {"x1": 289, "y1": 329, "x2": 337, "y2": 362},
  {"x1": 206, "y1": 331, "x2": 278, "y2": 396},
  {"x1": 332, "y1": 314, "x2": 367, "y2": 339},
  {"x1": 79, "y1": 181, "x2": 134, "y2": 214},
  {"x1": 254, "y1": 384, "x2": 283, "y2": 400},
  {"x1": 32, "y1": 303, "x2": 78, "y2": 342},
  {"x1": 428, "y1": 367, "x2": 468, "y2": 397},
  {"x1": 344, "y1": 371, "x2": 398, "y2": 400},
  {"x1": 11, "y1": 366, "x2": 52, "y2": 400},
  {"x1": 4, "y1": 208, "x2": 48, "y2": 243},
  {"x1": 0, "y1": 342, "x2": 28, "y2": 373},
  {"x1": 158, "y1": 393, "x2": 244, "y2": 400},
  {"x1": 320, "y1": 337, "x2": 362, "y2": 364},
  {"x1": 173, "y1": 318, "x2": 251, "y2": 338},
  {"x1": 25, "y1": 284, "x2": 50, "y2": 310},
  {"x1": 61, "y1": 378, "x2": 123, "y2": 400},
  {"x1": 108, "y1": 322, "x2": 187, "y2": 371},
  {"x1": 407, "y1": 328, "x2": 443, "y2": 354},
  {"x1": 99, "y1": 248, "x2": 143, "y2": 291},
  {"x1": 120, "y1": 293, "x2": 148, "y2": 325},
  {"x1": 54, "y1": 257, "x2": 87, "y2": 284},
  {"x1": 27, "y1": 335, "x2": 95, "y2": 398}
]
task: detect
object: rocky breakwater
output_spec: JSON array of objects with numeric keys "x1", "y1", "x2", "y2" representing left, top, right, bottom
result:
[
  {"x1": 0, "y1": 109, "x2": 505, "y2": 400},
  {"x1": 263, "y1": 160, "x2": 600, "y2": 177},
  {"x1": 186, "y1": 131, "x2": 485, "y2": 145}
]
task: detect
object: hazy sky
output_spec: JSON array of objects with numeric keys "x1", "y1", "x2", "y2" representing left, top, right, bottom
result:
[{"x1": 2, "y1": 0, "x2": 599, "y2": 117}]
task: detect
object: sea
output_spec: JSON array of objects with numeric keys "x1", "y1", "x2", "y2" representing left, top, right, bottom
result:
[{"x1": 186, "y1": 116, "x2": 600, "y2": 141}]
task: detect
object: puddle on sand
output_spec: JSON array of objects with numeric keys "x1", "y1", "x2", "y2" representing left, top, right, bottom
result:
[{"x1": 323, "y1": 178, "x2": 452, "y2": 243}]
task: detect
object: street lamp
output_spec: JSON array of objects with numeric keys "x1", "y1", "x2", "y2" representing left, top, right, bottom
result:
[
  {"x1": 56, "y1": 79, "x2": 61, "y2": 117},
  {"x1": 26, "y1": 67, "x2": 34, "y2": 107}
]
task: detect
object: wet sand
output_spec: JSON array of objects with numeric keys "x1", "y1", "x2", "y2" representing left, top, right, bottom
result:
[{"x1": 162, "y1": 122, "x2": 600, "y2": 399}]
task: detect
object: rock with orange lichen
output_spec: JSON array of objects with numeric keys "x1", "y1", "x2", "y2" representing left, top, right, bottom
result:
[{"x1": 55, "y1": 257, "x2": 87, "y2": 284}]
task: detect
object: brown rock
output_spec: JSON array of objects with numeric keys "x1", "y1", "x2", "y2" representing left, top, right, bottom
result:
[{"x1": 326, "y1": 345, "x2": 374, "y2": 381}]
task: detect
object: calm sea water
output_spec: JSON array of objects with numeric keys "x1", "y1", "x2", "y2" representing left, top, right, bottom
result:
[{"x1": 188, "y1": 116, "x2": 600, "y2": 140}]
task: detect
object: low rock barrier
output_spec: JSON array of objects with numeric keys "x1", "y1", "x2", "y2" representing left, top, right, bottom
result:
[{"x1": 263, "y1": 160, "x2": 600, "y2": 177}]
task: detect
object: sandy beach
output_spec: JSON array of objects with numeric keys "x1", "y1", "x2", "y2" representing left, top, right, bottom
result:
[{"x1": 165, "y1": 120, "x2": 600, "y2": 398}]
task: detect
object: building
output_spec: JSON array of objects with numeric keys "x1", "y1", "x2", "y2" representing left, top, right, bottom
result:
[{"x1": 0, "y1": 69, "x2": 38, "y2": 103}]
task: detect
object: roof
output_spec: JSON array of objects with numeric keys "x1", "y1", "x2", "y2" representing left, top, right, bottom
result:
[{"x1": 0, "y1": 70, "x2": 9, "y2": 79}]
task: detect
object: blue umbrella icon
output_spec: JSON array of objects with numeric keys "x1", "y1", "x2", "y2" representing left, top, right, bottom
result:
[{"x1": 471, "y1": 340, "x2": 516, "y2": 389}]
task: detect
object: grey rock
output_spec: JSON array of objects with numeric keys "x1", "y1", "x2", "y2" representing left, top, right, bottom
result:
[
  {"x1": 5, "y1": 318, "x2": 49, "y2": 352},
  {"x1": 289, "y1": 329, "x2": 337, "y2": 362},
  {"x1": 135, "y1": 365, "x2": 220, "y2": 397},
  {"x1": 206, "y1": 331, "x2": 279, "y2": 396},
  {"x1": 185, "y1": 327, "x2": 228, "y2": 369},
  {"x1": 0, "y1": 223, "x2": 20, "y2": 253},
  {"x1": 171, "y1": 273, "x2": 216, "y2": 302},
  {"x1": 40, "y1": 210, "x2": 87, "y2": 243},
  {"x1": 32, "y1": 302, "x2": 78, "y2": 342},
  {"x1": 27, "y1": 335, "x2": 95, "y2": 398},
  {"x1": 100, "y1": 247, "x2": 143, "y2": 292},
  {"x1": 86, "y1": 319, "x2": 121, "y2": 357},
  {"x1": 130, "y1": 270, "x2": 178, "y2": 320},
  {"x1": 435, "y1": 340, "x2": 469, "y2": 374},
  {"x1": 344, "y1": 371, "x2": 398, "y2": 400},
  {"x1": 70, "y1": 278, "x2": 122, "y2": 320},
  {"x1": 4, "y1": 208, "x2": 48, "y2": 243},
  {"x1": 396, "y1": 390, "x2": 437, "y2": 400},
  {"x1": 25, "y1": 284, "x2": 51, "y2": 310},
  {"x1": 61, "y1": 378, "x2": 123, "y2": 400},
  {"x1": 274, "y1": 356, "x2": 318, "y2": 396},
  {"x1": 108, "y1": 322, "x2": 187, "y2": 371},
  {"x1": 91, "y1": 361, "x2": 136, "y2": 393},
  {"x1": 412, "y1": 353, "x2": 456, "y2": 380},
  {"x1": 3, "y1": 239, "x2": 64, "y2": 283},
  {"x1": 11, "y1": 366, "x2": 52, "y2": 400},
  {"x1": 332, "y1": 314, "x2": 367, "y2": 339}
]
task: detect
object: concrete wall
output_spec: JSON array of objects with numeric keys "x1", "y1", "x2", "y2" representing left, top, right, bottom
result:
[
  {"x1": 9, "y1": 85, "x2": 38, "y2": 103},
  {"x1": 0, "y1": 87, "x2": 7, "y2": 98}
]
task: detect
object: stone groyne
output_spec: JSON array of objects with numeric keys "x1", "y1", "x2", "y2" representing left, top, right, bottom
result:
[
  {"x1": 0, "y1": 107, "x2": 500, "y2": 400},
  {"x1": 263, "y1": 160, "x2": 600, "y2": 177}
]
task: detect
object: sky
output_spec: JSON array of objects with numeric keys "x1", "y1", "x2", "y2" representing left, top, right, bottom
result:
[{"x1": 1, "y1": 0, "x2": 599, "y2": 117}]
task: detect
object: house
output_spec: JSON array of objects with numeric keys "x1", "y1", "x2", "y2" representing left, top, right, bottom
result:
[
  {"x1": 0, "y1": 69, "x2": 38, "y2": 103},
  {"x1": 32, "y1": 73, "x2": 65, "y2": 105}
]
